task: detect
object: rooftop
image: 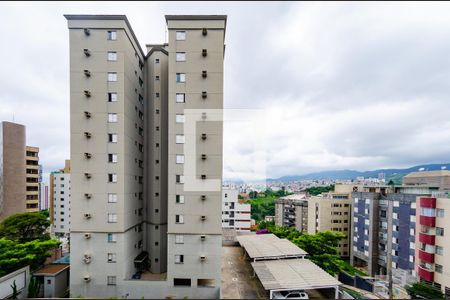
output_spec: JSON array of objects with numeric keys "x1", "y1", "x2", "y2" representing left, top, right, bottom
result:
[
  {"x1": 252, "y1": 259, "x2": 341, "y2": 291},
  {"x1": 34, "y1": 264, "x2": 69, "y2": 276},
  {"x1": 404, "y1": 170, "x2": 450, "y2": 178},
  {"x1": 237, "y1": 233, "x2": 307, "y2": 261},
  {"x1": 165, "y1": 15, "x2": 227, "y2": 21}
]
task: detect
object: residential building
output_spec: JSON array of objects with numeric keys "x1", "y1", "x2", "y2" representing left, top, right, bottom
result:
[
  {"x1": 33, "y1": 264, "x2": 70, "y2": 298},
  {"x1": 51, "y1": 160, "x2": 71, "y2": 236},
  {"x1": 39, "y1": 182, "x2": 49, "y2": 210},
  {"x1": 414, "y1": 194, "x2": 450, "y2": 297},
  {"x1": 65, "y1": 14, "x2": 226, "y2": 298},
  {"x1": 275, "y1": 194, "x2": 308, "y2": 232},
  {"x1": 0, "y1": 121, "x2": 26, "y2": 221},
  {"x1": 222, "y1": 188, "x2": 251, "y2": 231},
  {"x1": 403, "y1": 170, "x2": 450, "y2": 191},
  {"x1": 26, "y1": 146, "x2": 40, "y2": 212}
]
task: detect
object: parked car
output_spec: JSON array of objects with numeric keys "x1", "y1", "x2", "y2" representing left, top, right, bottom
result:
[{"x1": 272, "y1": 290, "x2": 309, "y2": 299}]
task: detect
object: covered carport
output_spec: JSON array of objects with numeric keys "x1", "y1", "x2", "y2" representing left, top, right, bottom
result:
[{"x1": 252, "y1": 259, "x2": 342, "y2": 299}]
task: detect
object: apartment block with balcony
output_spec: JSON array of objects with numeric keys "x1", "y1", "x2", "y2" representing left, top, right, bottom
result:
[
  {"x1": 222, "y1": 188, "x2": 251, "y2": 231},
  {"x1": 275, "y1": 194, "x2": 308, "y2": 232},
  {"x1": 65, "y1": 14, "x2": 226, "y2": 298},
  {"x1": 26, "y1": 146, "x2": 40, "y2": 212},
  {"x1": 415, "y1": 195, "x2": 450, "y2": 297},
  {"x1": 50, "y1": 160, "x2": 71, "y2": 236}
]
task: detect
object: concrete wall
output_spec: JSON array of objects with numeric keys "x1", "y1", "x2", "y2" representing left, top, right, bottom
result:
[{"x1": 0, "y1": 266, "x2": 29, "y2": 299}]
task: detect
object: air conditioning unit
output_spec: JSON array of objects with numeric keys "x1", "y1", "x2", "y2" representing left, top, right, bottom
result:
[
  {"x1": 84, "y1": 90, "x2": 91, "y2": 97},
  {"x1": 202, "y1": 28, "x2": 207, "y2": 36},
  {"x1": 84, "y1": 132, "x2": 92, "y2": 139},
  {"x1": 84, "y1": 69, "x2": 91, "y2": 77},
  {"x1": 201, "y1": 195, "x2": 206, "y2": 201},
  {"x1": 201, "y1": 215, "x2": 206, "y2": 221},
  {"x1": 84, "y1": 111, "x2": 91, "y2": 118},
  {"x1": 201, "y1": 175, "x2": 206, "y2": 180},
  {"x1": 202, "y1": 49, "x2": 207, "y2": 57},
  {"x1": 84, "y1": 28, "x2": 90, "y2": 36},
  {"x1": 83, "y1": 256, "x2": 92, "y2": 264},
  {"x1": 84, "y1": 173, "x2": 91, "y2": 179},
  {"x1": 84, "y1": 213, "x2": 91, "y2": 219},
  {"x1": 83, "y1": 275, "x2": 91, "y2": 282},
  {"x1": 84, "y1": 233, "x2": 91, "y2": 239},
  {"x1": 200, "y1": 235, "x2": 206, "y2": 241},
  {"x1": 84, "y1": 193, "x2": 92, "y2": 199},
  {"x1": 83, "y1": 49, "x2": 91, "y2": 57},
  {"x1": 202, "y1": 91, "x2": 207, "y2": 99},
  {"x1": 84, "y1": 153, "x2": 92, "y2": 159},
  {"x1": 202, "y1": 70, "x2": 207, "y2": 78},
  {"x1": 200, "y1": 255, "x2": 207, "y2": 261},
  {"x1": 201, "y1": 154, "x2": 207, "y2": 160},
  {"x1": 201, "y1": 133, "x2": 207, "y2": 140}
]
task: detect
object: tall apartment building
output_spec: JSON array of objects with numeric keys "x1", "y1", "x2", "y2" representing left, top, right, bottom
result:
[
  {"x1": 65, "y1": 14, "x2": 226, "y2": 298},
  {"x1": 222, "y1": 188, "x2": 251, "y2": 231},
  {"x1": 25, "y1": 146, "x2": 40, "y2": 212},
  {"x1": 50, "y1": 160, "x2": 71, "y2": 236},
  {"x1": 39, "y1": 182, "x2": 49, "y2": 210},
  {"x1": 0, "y1": 121, "x2": 26, "y2": 220},
  {"x1": 414, "y1": 194, "x2": 450, "y2": 297},
  {"x1": 275, "y1": 194, "x2": 308, "y2": 232}
]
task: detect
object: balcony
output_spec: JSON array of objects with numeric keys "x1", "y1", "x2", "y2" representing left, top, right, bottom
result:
[
  {"x1": 420, "y1": 216, "x2": 435, "y2": 227},
  {"x1": 418, "y1": 250, "x2": 435, "y2": 264},
  {"x1": 419, "y1": 232, "x2": 435, "y2": 245},
  {"x1": 418, "y1": 265, "x2": 434, "y2": 282},
  {"x1": 420, "y1": 197, "x2": 436, "y2": 208}
]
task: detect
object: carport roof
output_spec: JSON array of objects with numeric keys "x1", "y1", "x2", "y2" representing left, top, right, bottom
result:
[
  {"x1": 252, "y1": 259, "x2": 341, "y2": 291},
  {"x1": 237, "y1": 233, "x2": 307, "y2": 260}
]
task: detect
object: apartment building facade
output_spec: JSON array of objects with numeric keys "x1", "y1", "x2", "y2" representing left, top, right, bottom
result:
[
  {"x1": 415, "y1": 195, "x2": 450, "y2": 297},
  {"x1": 275, "y1": 194, "x2": 308, "y2": 232},
  {"x1": 65, "y1": 14, "x2": 226, "y2": 298},
  {"x1": 26, "y1": 146, "x2": 40, "y2": 212},
  {"x1": 0, "y1": 121, "x2": 26, "y2": 220},
  {"x1": 222, "y1": 188, "x2": 251, "y2": 231},
  {"x1": 50, "y1": 160, "x2": 71, "y2": 235}
]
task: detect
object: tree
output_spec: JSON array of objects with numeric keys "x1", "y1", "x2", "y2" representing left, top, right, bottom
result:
[
  {"x1": 406, "y1": 282, "x2": 444, "y2": 299},
  {"x1": 39, "y1": 209, "x2": 50, "y2": 219},
  {"x1": 0, "y1": 238, "x2": 61, "y2": 277},
  {"x1": 305, "y1": 185, "x2": 334, "y2": 196},
  {"x1": 28, "y1": 277, "x2": 41, "y2": 298},
  {"x1": 0, "y1": 212, "x2": 50, "y2": 242}
]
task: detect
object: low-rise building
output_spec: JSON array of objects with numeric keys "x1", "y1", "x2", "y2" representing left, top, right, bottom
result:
[
  {"x1": 222, "y1": 188, "x2": 251, "y2": 231},
  {"x1": 403, "y1": 170, "x2": 450, "y2": 191}
]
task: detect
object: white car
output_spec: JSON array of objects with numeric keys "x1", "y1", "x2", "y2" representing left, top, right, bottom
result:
[{"x1": 272, "y1": 290, "x2": 309, "y2": 299}]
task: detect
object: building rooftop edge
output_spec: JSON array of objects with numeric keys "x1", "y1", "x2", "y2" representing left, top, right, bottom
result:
[{"x1": 165, "y1": 15, "x2": 227, "y2": 21}]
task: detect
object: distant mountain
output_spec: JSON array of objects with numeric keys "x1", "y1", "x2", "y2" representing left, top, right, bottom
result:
[{"x1": 267, "y1": 163, "x2": 450, "y2": 182}]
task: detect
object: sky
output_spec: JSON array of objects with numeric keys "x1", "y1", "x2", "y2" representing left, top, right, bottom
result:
[{"x1": 1, "y1": 1, "x2": 450, "y2": 182}]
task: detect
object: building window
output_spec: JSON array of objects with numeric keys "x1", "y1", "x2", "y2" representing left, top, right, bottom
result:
[
  {"x1": 436, "y1": 227, "x2": 444, "y2": 236},
  {"x1": 175, "y1": 254, "x2": 184, "y2": 264},
  {"x1": 107, "y1": 51, "x2": 117, "y2": 61},
  {"x1": 107, "y1": 276, "x2": 116, "y2": 285},
  {"x1": 176, "y1": 93, "x2": 185, "y2": 103},
  {"x1": 107, "y1": 31, "x2": 117, "y2": 40},
  {"x1": 176, "y1": 114, "x2": 185, "y2": 123},
  {"x1": 176, "y1": 195, "x2": 185, "y2": 204},
  {"x1": 436, "y1": 246, "x2": 444, "y2": 255},
  {"x1": 175, "y1": 235, "x2": 184, "y2": 244},
  {"x1": 107, "y1": 253, "x2": 117, "y2": 263},
  {"x1": 155, "y1": 75, "x2": 160, "y2": 81},
  {"x1": 420, "y1": 207, "x2": 436, "y2": 217},
  {"x1": 176, "y1": 73, "x2": 186, "y2": 83},
  {"x1": 176, "y1": 52, "x2": 186, "y2": 62},
  {"x1": 108, "y1": 133, "x2": 118, "y2": 143},
  {"x1": 176, "y1": 134, "x2": 185, "y2": 144},
  {"x1": 108, "y1": 193, "x2": 117, "y2": 203},
  {"x1": 175, "y1": 215, "x2": 184, "y2": 224},
  {"x1": 156, "y1": 92, "x2": 160, "y2": 98},
  {"x1": 108, "y1": 153, "x2": 118, "y2": 163},
  {"x1": 108, "y1": 213, "x2": 117, "y2": 223},
  {"x1": 176, "y1": 155, "x2": 185, "y2": 164},
  {"x1": 176, "y1": 31, "x2": 186, "y2": 41},
  {"x1": 176, "y1": 175, "x2": 184, "y2": 184},
  {"x1": 107, "y1": 72, "x2": 117, "y2": 82},
  {"x1": 108, "y1": 93, "x2": 118, "y2": 102},
  {"x1": 435, "y1": 264, "x2": 443, "y2": 273},
  {"x1": 107, "y1": 233, "x2": 117, "y2": 243},
  {"x1": 155, "y1": 58, "x2": 160, "y2": 63},
  {"x1": 198, "y1": 279, "x2": 215, "y2": 288},
  {"x1": 437, "y1": 208, "x2": 445, "y2": 218},
  {"x1": 108, "y1": 173, "x2": 117, "y2": 183},
  {"x1": 108, "y1": 113, "x2": 118, "y2": 123}
]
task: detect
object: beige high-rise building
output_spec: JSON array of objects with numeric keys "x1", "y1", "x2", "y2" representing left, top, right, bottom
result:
[
  {"x1": 65, "y1": 14, "x2": 226, "y2": 298},
  {"x1": 25, "y1": 146, "x2": 40, "y2": 212},
  {"x1": 0, "y1": 121, "x2": 27, "y2": 220}
]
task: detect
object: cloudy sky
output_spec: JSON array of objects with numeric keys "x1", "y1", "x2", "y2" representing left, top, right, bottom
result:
[{"x1": 1, "y1": 1, "x2": 450, "y2": 182}]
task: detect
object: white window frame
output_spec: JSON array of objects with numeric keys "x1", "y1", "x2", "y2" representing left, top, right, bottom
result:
[
  {"x1": 108, "y1": 113, "x2": 118, "y2": 123},
  {"x1": 176, "y1": 31, "x2": 186, "y2": 41},
  {"x1": 108, "y1": 173, "x2": 118, "y2": 183},
  {"x1": 176, "y1": 52, "x2": 186, "y2": 62},
  {"x1": 107, "y1": 276, "x2": 117, "y2": 285},
  {"x1": 107, "y1": 31, "x2": 117, "y2": 40},
  {"x1": 108, "y1": 213, "x2": 117, "y2": 223},
  {"x1": 176, "y1": 134, "x2": 185, "y2": 144},
  {"x1": 176, "y1": 93, "x2": 185, "y2": 103},
  {"x1": 107, "y1": 233, "x2": 117, "y2": 243},
  {"x1": 175, "y1": 235, "x2": 184, "y2": 244},
  {"x1": 176, "y1": 73, "x2": 186, "y2": 83},
  {"x1": 108, "y1": 153, "x2": 118, "y2": 163},
  {"x1": 107, "y1": 51, "x2": 117, "y2": 61},
  {"x1": 107, "y1": 72, "x2": 117, "y2": 82},
  {"x1": 108, "y1": 92, "x2": 118, "y2": 102},
  {"x1": 176, "y1": 155, "x2": 185, "y2": 164},
  {"x1": 175, "y1": 254, "x2": 184, "y2": 264},
  {"x1": 107, "y1": 253, "x2": 117, "y2": 263},
  {"x1": 176, "y1": 175, "x2": 185, "y2": 184},
  {"x1": 176, "y1": 195, "x2": 185, "y2": 204},
  {"x1": 437, "y1": 208, "x2": 445, "y2": 218},
  {"x1": 108, "y1": 193, "x2": 117, "y2": 203},
  {"x1": 436, "y1": 245, "x2": 444, "y2": 256},
  {"x1": 176, "y1": 214, "x2": 184, "y2": 224},
  {"x1": 109, "y1": 133, "x2": 118, "y2": 143},
  {"x1": 176, "y1": 114, "x2": 185, "y2": 123}
]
